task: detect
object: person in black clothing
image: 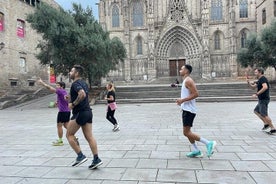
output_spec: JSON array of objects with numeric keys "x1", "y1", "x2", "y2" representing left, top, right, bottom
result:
[
  {"x1": 247, "y1": 67, "x2": 276, "y2": 134},
  {"x1": 66, "y1": 65, "x2": 102, "y2": 169},
  {"x1": 105, "y1": 82, "x2": 119, "y2": 131}
]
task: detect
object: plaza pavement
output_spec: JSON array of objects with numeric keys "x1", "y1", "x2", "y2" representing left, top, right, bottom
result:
[{"x1": 0, "y1": 94, "x2": 276, "y2": 184}]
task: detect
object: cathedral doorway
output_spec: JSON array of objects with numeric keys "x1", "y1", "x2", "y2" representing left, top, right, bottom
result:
[{"x1": 169, "y1": 59, "x2": 185, "y2": 76}]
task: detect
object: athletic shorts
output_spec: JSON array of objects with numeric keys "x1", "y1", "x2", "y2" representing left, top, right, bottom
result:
[
  {"x1": 71, "y1": 110, "x2": 93, "y2": 126},
  {"x1": 57, "y1": 111, "x2": 71, "y2": 123},
  {"x1": 182, "y1": 110, "x2": 196, "y2": 127},
  {"x1": 254, "y1": 100, "x2": 269, "y2": 117}
]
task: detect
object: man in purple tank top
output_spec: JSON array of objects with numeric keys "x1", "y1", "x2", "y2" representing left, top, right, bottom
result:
[{"x1": 38, "y1": 78, "x2": 78, "y2": 146}]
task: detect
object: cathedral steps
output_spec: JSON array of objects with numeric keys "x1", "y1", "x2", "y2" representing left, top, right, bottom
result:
[{"x1": 96, "y1": 82, "x2": 276, "y2": 104}]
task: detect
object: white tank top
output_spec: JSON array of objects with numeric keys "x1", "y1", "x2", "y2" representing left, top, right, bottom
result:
[{"x1": 181, "y1": 78, "x2": 197, "y2": 114}]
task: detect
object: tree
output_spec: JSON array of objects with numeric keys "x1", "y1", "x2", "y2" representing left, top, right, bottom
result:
[
  {"x1": 237, "y1": 21, "x2": 276, "y2": 71},
  {"x1": 26, "y1": 2, "x2": 126, "y2": 87}
]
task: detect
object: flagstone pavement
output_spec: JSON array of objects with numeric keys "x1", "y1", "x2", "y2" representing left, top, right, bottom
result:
[{"x1": 0, "y1": 94, "x2": 276, "y2": 184}]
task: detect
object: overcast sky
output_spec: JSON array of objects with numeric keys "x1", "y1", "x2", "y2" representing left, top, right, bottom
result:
[{"x1": 55, "y1": 0, "x2": 99, "y2": 19}]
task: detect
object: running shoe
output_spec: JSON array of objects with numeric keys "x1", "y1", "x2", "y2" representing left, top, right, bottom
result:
[
  {"x1": 52, "y1": 140, "x2": 64, "y2": 146},
  {"x1": 72, "y1": 154, "x2": 88, "y2": 167},
  {"x1": 206, "y1": 141, "x2": 216, "y2": 157},
  {"x1": 88, "y1": 157, "x2": 103, "y2": 170},
  {"x1": 262, "y1": 124, "x2": 270, "y2": 131},
  {"x1": 186, "y1": 150, "x2": 203, "y2": 158},
  {"x1": 113, "y1": 124, "x2": 120, "y2": 131},
  {"x1": 267, "y1": 129, "x2": 276, "y2": 135}
]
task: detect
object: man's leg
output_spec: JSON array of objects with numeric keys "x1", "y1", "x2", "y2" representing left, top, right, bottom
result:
[
  {"x1": 82, "y1": 122, "x2": 103, "y2": 169},
  {"x1": 66, "y1": 120, "x2": 81, "y2": 154}
]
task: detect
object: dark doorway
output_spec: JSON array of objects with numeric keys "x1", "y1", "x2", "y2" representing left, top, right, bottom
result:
[{"x1": 169, "y1": 59, "x2": 185, "y2": 76}]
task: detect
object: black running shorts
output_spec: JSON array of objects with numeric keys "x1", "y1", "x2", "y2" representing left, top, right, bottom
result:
[
  {"x1": 57, "y1": 111, "x2": 71, "y2": 123},
  {"x1": 71, "y1": 110, "x2": 93, "y2": 126},
  {"x1": 182, "y1": 110, "x2": 196, "y2": 127}
]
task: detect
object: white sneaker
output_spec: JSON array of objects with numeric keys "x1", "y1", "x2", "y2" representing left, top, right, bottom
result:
[{"x1": 113, "y1": 124, "x2": 120, "y2": 131}]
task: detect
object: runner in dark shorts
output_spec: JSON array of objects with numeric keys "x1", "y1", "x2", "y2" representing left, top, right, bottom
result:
[
  {"x1": 66, "y1": 65, "x2": 102, "y2": 169},
  {"x1": 37, "y1": 78, "x2": 71, "y2": 146},
  {"x1": 247, "y1": 68, "x2": 276, "y2": 134}
]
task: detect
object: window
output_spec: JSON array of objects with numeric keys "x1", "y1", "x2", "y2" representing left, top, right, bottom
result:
[
  {"x1": 0, "y1": 12, "x2": 4, "y2": 31},
  {"x1": 20, "y1": 0, "x2": 40, "y2": 7},
  {"x1": 112, "y1": 5, "x2": 120, "y2": 27},
  {"x1": 214, "y1": 32, "x2": 220, "y2": 50},
  {"x1": 262, "y1": 8, "x2": 266, "y2": 24},
  {"x1": 132, "y1": 0, "x2": 144, "y2": 27},
  {"x1": 169, "y1": 0, "x2": 185, "y2": 22},
  {"x1": 274, "y1": 1, "x2": 276, "y2": 17},
  {"x1": 211, "y1": 0, "x2": 223, "y2": 21},
  {"x1": 239, "y1": 0, "x2": 248, "y2": 18},
  {"x1": 19, "y1": 57, "x2": 27, "y2": 73},
  {"x1": 137, "y1": 36, "x2": 142, "y2": 55},
  {"x1": 17, "y1": 19, "x2": 25, "y2": 38},
  {"x1": 241, "y1": 31, "x2": 247, "y2": 48}
]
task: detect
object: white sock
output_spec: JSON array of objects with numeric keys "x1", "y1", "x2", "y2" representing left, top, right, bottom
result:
[
  {"x1": 192, "y1": 143, "x2": 199, "y2": 151},
  {"x1": 199, "y1": 137, "x2": 210, "y2": 145}
]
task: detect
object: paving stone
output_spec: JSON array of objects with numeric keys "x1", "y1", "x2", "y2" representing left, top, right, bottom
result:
[
  {"x1": 249, "y1": 172, "x2": 276, "y2": 184},
  {"x1": 157, "y1": 169, "x2": 197, "y2": 183},
  {"x1": 121, "y1": 168, "x2": 157, "y2": 181},
  {"x1": 231, "y1": 161, "x2": 271, "y2": 171},
  {"x1": 196, "y1": 170, "x2": 256, "y2": 183}
]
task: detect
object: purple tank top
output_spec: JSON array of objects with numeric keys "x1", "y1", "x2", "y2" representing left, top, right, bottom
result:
[{"x1": 56, "y1": 89, "x2": 70, "y2": 112}]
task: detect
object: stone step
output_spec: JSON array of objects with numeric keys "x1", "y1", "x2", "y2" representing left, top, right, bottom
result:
[{"x1": 96, "y1": 82, "x2": 276, "y2": 104}]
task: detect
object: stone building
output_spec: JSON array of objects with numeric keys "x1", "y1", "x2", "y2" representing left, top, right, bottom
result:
[
  {"x1": 256, "y1": 0, "x2": 276, "y2": 33},
  {"x1": 0, "y1": 0, "x2": 59, "y2": 89},
  {"x1": 98, "y1": 0, "x2": 260, "y2": 83}
]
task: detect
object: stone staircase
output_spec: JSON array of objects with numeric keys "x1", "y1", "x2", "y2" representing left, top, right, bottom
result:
[{"x1": 96, "y1": 82, "x2": 276, "y2": 104}]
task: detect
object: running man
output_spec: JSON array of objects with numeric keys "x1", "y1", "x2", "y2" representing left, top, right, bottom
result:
[
  {"x1": 176, "y1": 64, "x2": 216, "y2": 158},
  {"x1": 247, "y1": 67, "x2": 276, "y2": 134},
  {"x1": 66, "y1": 65, "x2": 102, "y2": 169},
  {"x1": 37, "y1": 78, "x2": 70, "y2": 146}
]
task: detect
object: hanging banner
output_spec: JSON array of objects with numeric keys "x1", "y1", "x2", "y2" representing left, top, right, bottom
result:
[
  {"x1": 50, "y1": 65, "x2": 56, "y2": 83},
  {"x1": 17, "y1": 20, "x2": 24, "y2": 38},
  {"x1": 0, "y1": 13, "x2": 4, "y2": 31}
]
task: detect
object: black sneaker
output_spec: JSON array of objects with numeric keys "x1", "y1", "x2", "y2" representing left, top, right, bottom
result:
[
  {"x1": 72, "y1": 154, "x2": 88, "y2": 167},
  {"x1": 268, "y1": 129, "x2": 276, "y2": 135},
  {"x1": 262, "y1": 124, "x2": 270, "y2": 131},
  {"x1": 88, "y1": 158, "x2": 103, "y2": 170}
]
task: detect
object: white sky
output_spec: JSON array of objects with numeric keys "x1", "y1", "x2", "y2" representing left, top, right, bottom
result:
[{"x1": 54, "y1": 0, "x2": 99, "y2": 19}]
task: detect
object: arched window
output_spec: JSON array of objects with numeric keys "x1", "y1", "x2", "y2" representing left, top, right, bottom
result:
[
  {"x1": 112, "y1": 5, "x2": 120, "y2": 27},
  {"x1": 211, "y1": 0, "x2": 223, "y2": 21},
  {"x1": 262, "y1": 8, "x2": 266, "y2": 24},
  {"x1": 0, "y1": 12, "x2": 4, "y2": 31},
  {"x1": 240, "y1": 0, "x2": 248, "y2": 18},
  {"x1": 137, "y1": 36, "x2": 143, "y2": 55},
  {"x1": 17, "y1": 19, "x2": 25, "y2": 38},
  {"x1": 214, "y1": 32, "x2": 221, "y2": 50},
  {"x1": 132, "y1": 0, "x2": 144, "y2": 27},
  {"x1": 241, "y1": 31, "x2": 247, "y2": 48}
]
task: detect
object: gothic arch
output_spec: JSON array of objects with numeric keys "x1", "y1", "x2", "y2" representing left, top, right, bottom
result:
[
  {"x1": 155, "y1": 26, "x2": 202, "y2": 77},
  {"x1": 156, "y1": 26, "x2": 201, "y2": 58}
]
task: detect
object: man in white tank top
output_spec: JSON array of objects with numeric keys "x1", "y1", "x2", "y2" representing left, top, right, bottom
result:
[{"x1": 176, "y1": 64, "x2": 216, "y2": 158}]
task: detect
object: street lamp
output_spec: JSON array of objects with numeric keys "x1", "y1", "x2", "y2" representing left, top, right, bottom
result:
[{"x1": 0, "y1": 42, "x2": 5, "y2": 50}]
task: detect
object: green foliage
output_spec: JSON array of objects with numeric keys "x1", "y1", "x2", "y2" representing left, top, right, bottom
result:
[
  {"x1": 237, "y1": 21, "x2": 276, "y2": 71},
  {"x1": 26, "y1": 2, "x2": 126, "y2": 87}
]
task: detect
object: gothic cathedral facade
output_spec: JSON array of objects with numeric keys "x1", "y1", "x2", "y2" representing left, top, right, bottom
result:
[{"x1": 98, "y1": 0, "x2": 257, "y2": 82}]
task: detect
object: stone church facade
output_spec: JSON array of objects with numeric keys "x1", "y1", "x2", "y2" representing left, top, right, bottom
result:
[{"x1": 98, "y1": 0, "x2": 259, "y2": 83}]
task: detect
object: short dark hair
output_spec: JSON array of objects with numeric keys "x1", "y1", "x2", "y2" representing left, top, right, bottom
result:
[
  {"x1": 56, "y1": 81, "x2": 66, "y2": 89},
  {"x1": 185, "y1": 64, "x2": 193, "y2": 74},
  {"x1": 73, "y1": 65, "x2": 84, "y2": 76},
  {"x1": 255, "y1": 67, "x2": 264, "y2": 74}
]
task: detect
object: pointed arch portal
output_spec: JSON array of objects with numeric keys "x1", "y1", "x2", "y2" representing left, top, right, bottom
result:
[{"x1": 156, "y1": 26, "x2": 201, "y2": 77}]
